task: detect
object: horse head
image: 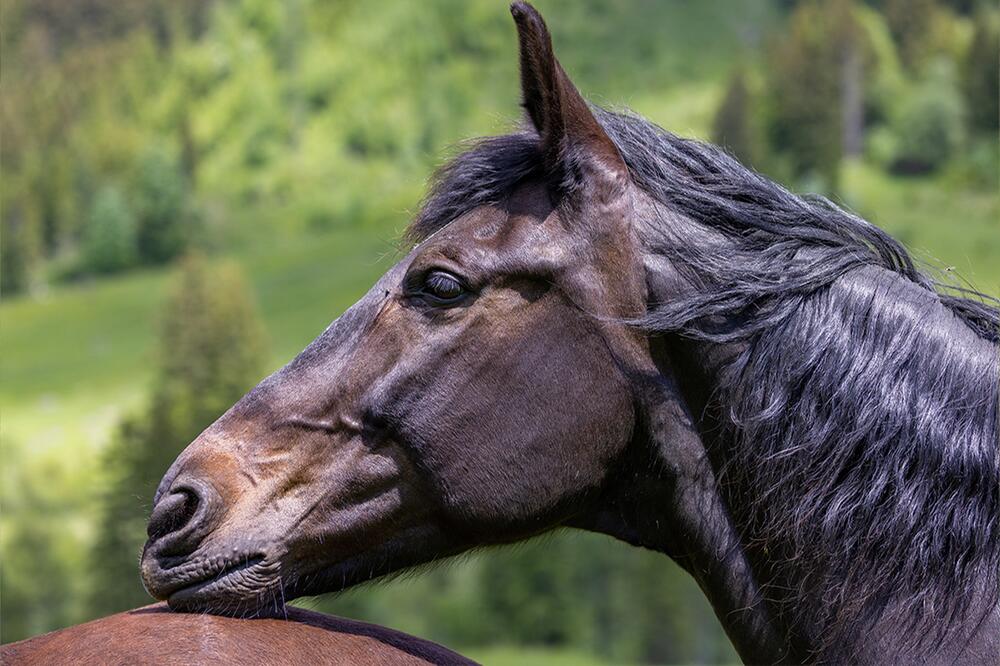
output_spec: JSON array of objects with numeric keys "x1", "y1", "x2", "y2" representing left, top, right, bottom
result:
[{"x1": 141, "y1": 1, "x2": 664, "y2": 618}]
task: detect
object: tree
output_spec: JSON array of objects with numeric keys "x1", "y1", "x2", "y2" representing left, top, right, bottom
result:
[
  {"x1": 712, "y1": 69, "x2": 759, "y2": 166},
  {"x1": 133, "y1": 148, "x2": 195, "y2": 265},
  {"x1": 890, "y1": 61, "x2": 966, "y2": 173},
  {"x1": 82, "y1": 185, "x2": 138, "y2": 274},
  {"x1": 884, "y1": 0, "x2": 937, "y2": 72},
  {"x1": 766, "y1": 0, "x2": 857, "y2": 190},
  {"x1": 0, "y1": 448, "x2": 76, "y2": 643},
  {"x1": 85, "y1": 417, "x2": 155, "y2": 616},
  {"x1": 479, "y1": 537, "x2": 585, "y2": 646},
  {"x1": 88, "y1": 255, "x2": 268, "y2": 616},
  {"x1": 1, "y1": 202, "x2": 40, "y2": 295},
  {"x1": 962, "y1": 12, "x2": 999, "y2": 133}
]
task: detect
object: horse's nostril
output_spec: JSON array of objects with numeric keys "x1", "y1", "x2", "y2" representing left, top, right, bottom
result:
[
  {"x1": 145, "y1": 476, "x2": 222, "y2": 558},
  {"x1": 147, "y1": 489, "x2": 200, "y2": 541}
]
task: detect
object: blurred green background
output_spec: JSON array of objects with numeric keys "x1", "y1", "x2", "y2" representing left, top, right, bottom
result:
[{"x1": 1, "y1": 0, "x2": 997, "y2": 663}]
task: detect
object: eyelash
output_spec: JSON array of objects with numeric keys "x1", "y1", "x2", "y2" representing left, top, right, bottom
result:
[
  {"x1": 410, "y1": 269, "x2": 470, "y2": 306},
  {"x1": 425, "y1": 271, "x2": 464, "y2": 298}
]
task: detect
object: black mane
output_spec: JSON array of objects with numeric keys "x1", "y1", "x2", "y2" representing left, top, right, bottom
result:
[
  {"x1": 411, "y1": 108, "x2": 1000, "y2": 658},
  {"x1": 413, "y1": 109, "x2": 999, "y2": 342}
]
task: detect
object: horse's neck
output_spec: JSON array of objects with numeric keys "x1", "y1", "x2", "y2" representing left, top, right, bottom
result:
[
  {"x1": 617, "y1": 358, "x2": 792, "y2": 664},
  {"x1": 656, "y1": 467, "x2": 794, "y2": 664},
  {"x1": 648, "y1": 268, "x2": 999, "y2": 663}
]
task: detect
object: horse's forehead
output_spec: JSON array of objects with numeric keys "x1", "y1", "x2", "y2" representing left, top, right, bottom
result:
[
  {"x1": 432, "y1": 182, "x2": 559, "y2": 251},
  {"x1": 505, "y1": 179, "x2": 554, "y2": 221},
  {"x1": 469, "y1": 181, "x2": 557, "y2": 242}
]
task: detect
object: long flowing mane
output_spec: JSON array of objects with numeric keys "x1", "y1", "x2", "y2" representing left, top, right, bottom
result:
[{"x1": 411, "y1": 109, "x2": 1000, "y2": 658}]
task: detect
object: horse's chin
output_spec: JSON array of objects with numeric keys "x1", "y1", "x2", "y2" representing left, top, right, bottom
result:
[
  {"x1": 142, "y1": 501, "x2": 465, "y2": 616},
  {"x1": 161, "y1": 554, "x2": 402, "y2": 617},
  {"x1": 139, "y1": 541, "x2": 283, "y2": 617}
]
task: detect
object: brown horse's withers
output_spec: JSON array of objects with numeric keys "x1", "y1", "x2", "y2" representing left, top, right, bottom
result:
[{"x1": 1, "y1": 604, "x2": 475, "y2": 665}]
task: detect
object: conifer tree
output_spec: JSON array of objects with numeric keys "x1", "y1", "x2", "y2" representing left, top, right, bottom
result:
[
  {"x1": 479, "y1": 538, "x2": 583, "y2": 646},
  {"x1": 885, "y1": 0, "x2": 937, "y2": 72},
  {"x1": 82, "y1": 185, "x2": 138, "y2": 274},
  {"x1": 132, "y1": 148, "x2": 194, "y2": 265},
  {"x1": 88, "y1": 255, "x2": 268, "y2": 616},
  {"x1": 766, "y1": 0, "x2": 859, "y2": 190},
  {"x1": 1, "y1": 203, "x2": 40, "y2": 294},
  {"x1": 712, "y1": 69, "x2": 759, "y2": 166},
  {"x1": 962, "y1": 12, "x2": 999, "y2": 133}
]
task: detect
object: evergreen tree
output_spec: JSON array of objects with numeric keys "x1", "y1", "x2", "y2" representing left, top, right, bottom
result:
[
  {"x1": 885, "y1": 0, "x2": 937, "y2": 72},
  {"x1": 712, "y1": 69, "x2": 759, "y2": 166},
  {"x1": 0, "y1": 448, "x2": 76, "y2": 643},
  {"x1": 766, "y1": 0, "x2": 855, "y2": 190},
  {"x1": 133, "y1": 148, "x2": 195, "y2": 265},
  {"x1": 1, "y1": 202, "x2": 40, "y2": 295},
  {"x1": 962, "y1": 12, "x2": 999, "y2": 133},
  {"x1": 87, "y1": 255, "x2": 268, "y2": 616},
  {"x1": 85, "y1": 417, "x2": 154, "y2": 616},
  {"x1": 479, "y1": 537, "x2": 584, "y2": 646},
  {"x1": 82, "y1": 185, "x2": 138, "y2": 275}
]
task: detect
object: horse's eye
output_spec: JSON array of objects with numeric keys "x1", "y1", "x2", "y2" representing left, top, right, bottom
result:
[{"x1": 423, "y1": 270, "x2": 466, "y2": 302}]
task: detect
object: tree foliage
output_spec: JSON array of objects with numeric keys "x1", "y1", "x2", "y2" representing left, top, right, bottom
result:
[
  {"x1": 1, "y1": 204, "x2": 40, "y2": 295},
  {"x1": 132, "y1": 148, "x2": 197, "y2": 265},
  {"x1": 0, "y1": 449, "x2": 77, "y2": 643},
  {"x1": 766, "y1": 0, "x2": 856, "y2": 189},
  {"x1": 712, "y1": 69, "x2": 759, "y2": 166},
  {"x1": 889, "y1": 61, "x2": 966, "y2": 173},
  {"x1": 82, "y1": 186, "x2": 138, "y2": 274},
  {"x1": 884, "y1": 0, "x2": 938, "y2": 71},
  {"x1": 88, "y1": 255, "x2": 268, "y2": 616},
  {"x1": 962, "y1": 12, "x2": 1000, "y2": 133}
]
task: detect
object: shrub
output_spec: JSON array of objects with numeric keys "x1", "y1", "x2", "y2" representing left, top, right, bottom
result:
[{"x1": 890, "y1": 62, "x2": 965, "y2": 174}]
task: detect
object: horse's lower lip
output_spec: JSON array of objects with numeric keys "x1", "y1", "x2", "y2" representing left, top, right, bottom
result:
[{"x1": 166, "y1": 555, "x2": 272, "y2": 609}]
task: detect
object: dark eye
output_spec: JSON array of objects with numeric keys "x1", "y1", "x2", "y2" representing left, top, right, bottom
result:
[{"x1": 423, "y1": 270, "x2": 466, "y2": 302}]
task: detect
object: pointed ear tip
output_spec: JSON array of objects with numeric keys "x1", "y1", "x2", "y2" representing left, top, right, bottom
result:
[
  {"x1": 510, "y1": 2, "x2": 545, "y2": 31},
  {"x1": 509, "y1": 2, "x2": 531, "y2": 19}
]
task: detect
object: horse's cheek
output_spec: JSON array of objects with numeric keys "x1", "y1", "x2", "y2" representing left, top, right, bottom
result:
[{"x1": 395, "y1": 320, "x2": 633, "y2": 537}]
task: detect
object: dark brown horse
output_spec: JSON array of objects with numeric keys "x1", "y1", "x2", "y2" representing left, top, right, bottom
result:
[
  {"x1": 1, "y1": 604, "x2": 475, "y2": 664},
  {"x1": 137, "y1": 3, "x2": 999, "y2": 664}
]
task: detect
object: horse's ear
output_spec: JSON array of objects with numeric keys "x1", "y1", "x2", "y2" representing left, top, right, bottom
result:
[{"x1": 510, "y1": 2, "x2": 627, "y2": 196}]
